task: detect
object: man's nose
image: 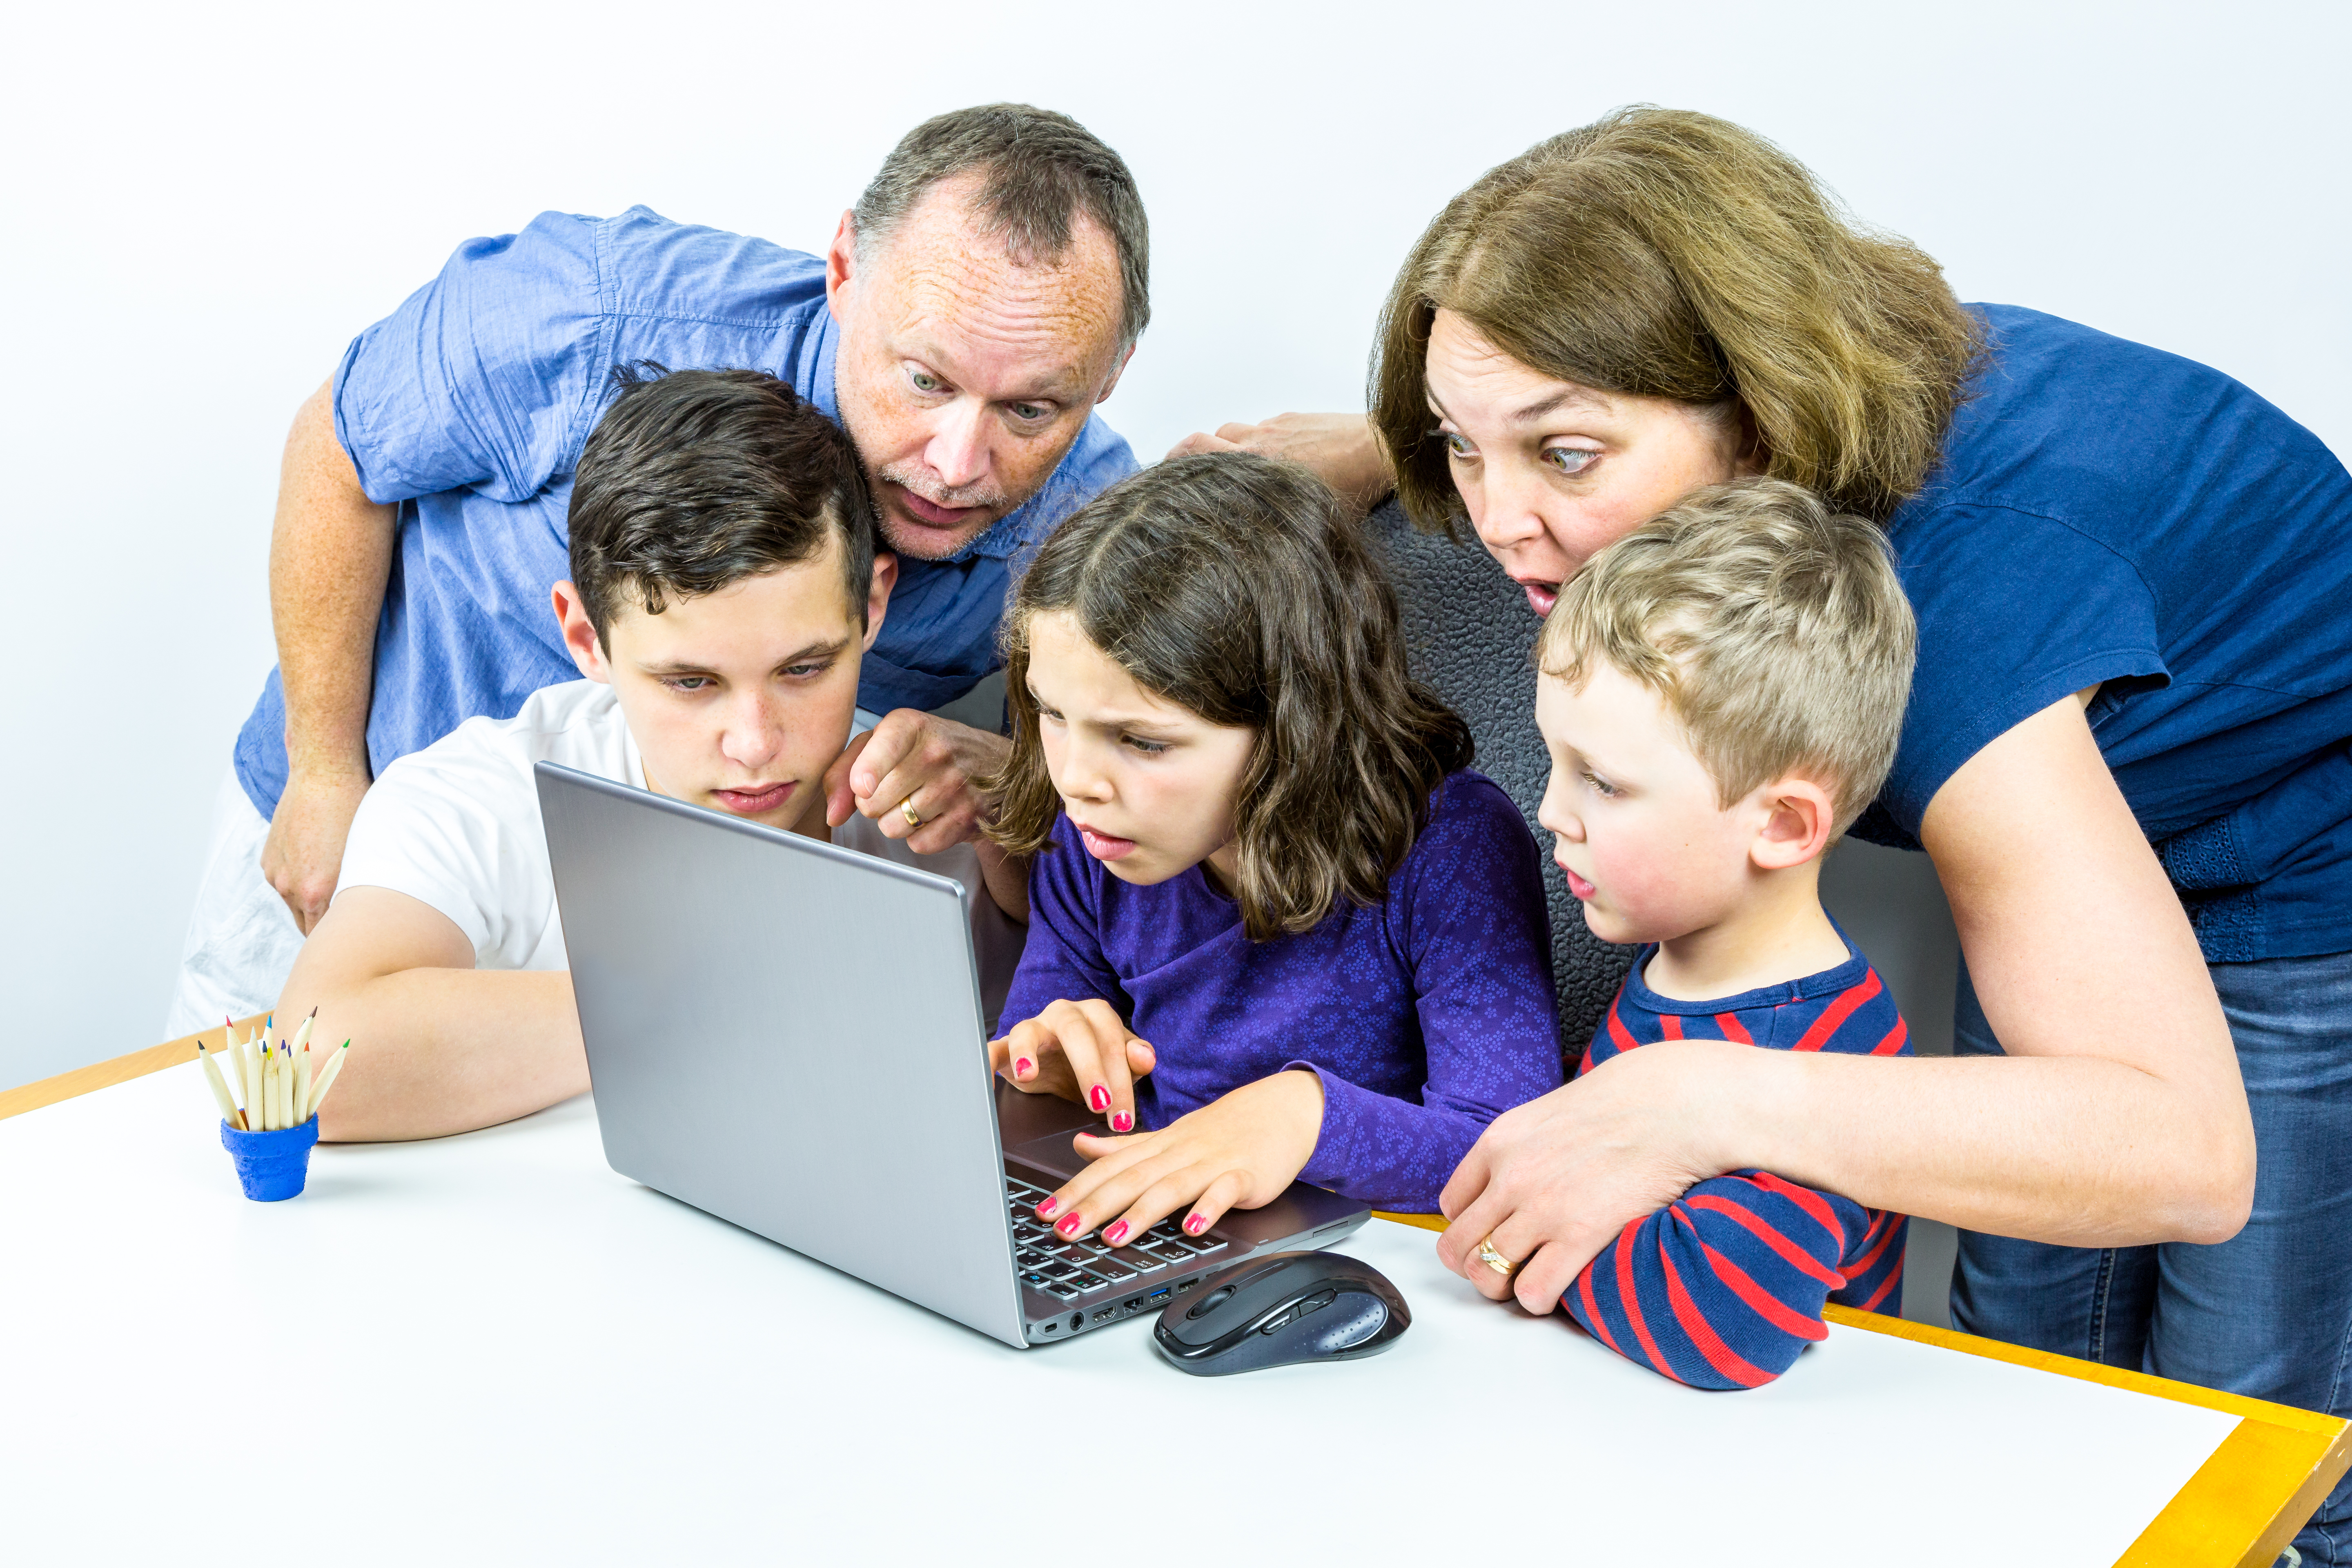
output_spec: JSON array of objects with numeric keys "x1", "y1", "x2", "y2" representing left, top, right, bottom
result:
[{"x1": 924, "y1": 399, "x2": 991, "y2": 491}]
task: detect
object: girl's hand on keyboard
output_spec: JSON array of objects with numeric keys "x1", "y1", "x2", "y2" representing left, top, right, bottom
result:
[
  {"x1": 988, "y1": 998, "x2": 1157, "y2": 1128},
  {"x1": 1033, "y1": 1070, "x2": 1325, "y2": 1245}
]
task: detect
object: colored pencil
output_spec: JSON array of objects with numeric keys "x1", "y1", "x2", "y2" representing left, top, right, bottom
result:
[
  {"x1": 307, "y1": 1040, "x2": 352, "y2": 1119},
  {"x1": 197, "y1": 1044, "x2": 243, "y2": 1129}
]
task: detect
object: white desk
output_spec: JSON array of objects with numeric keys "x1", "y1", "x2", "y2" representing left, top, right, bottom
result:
[{"x1": 0, "y1": 1061, "x2": 2307, "y2": 1565}]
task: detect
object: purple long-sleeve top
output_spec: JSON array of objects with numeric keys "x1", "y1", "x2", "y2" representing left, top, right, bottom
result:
[{"x1": 1001, "y1": 771, "x2": 1564, "y2": 1211}]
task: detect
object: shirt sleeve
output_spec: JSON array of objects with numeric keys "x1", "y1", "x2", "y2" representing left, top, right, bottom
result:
[
  {"x1": 1878, "y1": 501, "x2": 2169, "y2": 834},
  {"x1": 332, "y1": 210, "x2": 609, "y2": 506},
  {"x1": 1563, "y1": 1170, "x2": 1875, "y2": 1390},
  {"x1": 332, "y1": 730, "x2": 547, "y2": 966},
  {"x1": 997, "y1": 821, "x2": 1128, "y2": 1033},
  {"x1": 1287, "y1": 776, "x2": 1565, "y2": 1209}
]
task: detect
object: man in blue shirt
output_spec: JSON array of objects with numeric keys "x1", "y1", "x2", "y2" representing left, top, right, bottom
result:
[{"x1": 169, "y1": 104, "x2": 1145, "y2": 1035}]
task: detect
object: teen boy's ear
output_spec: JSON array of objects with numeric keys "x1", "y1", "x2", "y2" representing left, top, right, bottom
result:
[
  {"x1": 1749, "y1": 776, "x2": 1839, "y2": 872},
  {"x1": 552, "y1": 581, "x2": 611, "y2": 684}
]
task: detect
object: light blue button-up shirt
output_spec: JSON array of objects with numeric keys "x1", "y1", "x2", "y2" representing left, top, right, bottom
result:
[{"x1": 234, "y1": 206, "x2": 1136, "y2": 818}]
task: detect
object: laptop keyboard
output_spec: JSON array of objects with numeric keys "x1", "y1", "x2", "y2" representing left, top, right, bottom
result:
[{"x1": 1004, "y1": 1174, "x2": 1227, "y2": 1301}]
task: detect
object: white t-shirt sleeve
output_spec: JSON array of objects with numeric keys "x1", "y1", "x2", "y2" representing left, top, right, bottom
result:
[
  {"x1": 334, "y1": 682, "x2": 637, "y2": 972},
  {"x1": 837, "y1": 815, "x2": 1028, "y2": 1034}
]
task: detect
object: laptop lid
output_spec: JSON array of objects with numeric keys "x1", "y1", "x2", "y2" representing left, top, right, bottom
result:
[{"x1": 536, "y1": 762, "x2": 1029, "y2": 1349}]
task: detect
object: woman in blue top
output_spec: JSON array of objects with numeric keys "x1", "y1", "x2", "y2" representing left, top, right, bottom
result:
[{"x1": 1188, "y1": 108, "x2": 2352, "y2": 1560}]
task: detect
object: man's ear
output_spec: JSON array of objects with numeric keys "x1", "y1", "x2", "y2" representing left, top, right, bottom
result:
[
  {"x1": 862, "y1": 551, "x2": 899, "y2": 653},
  {"x1": 1750, "y1": 776, "x2": 1836, "y2": 872},
  {"x1": 551, "y1": 581, "x2": 612, "y2": 684},
  {"x1": 825, "y1": 209, "x2": 858, "y2": 318},
  {"x1": 1094, "y1": 341, "x2": 1137, "y2": 406}
]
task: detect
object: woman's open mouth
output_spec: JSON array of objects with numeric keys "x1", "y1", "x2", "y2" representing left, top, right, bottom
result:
[{"x1": 1520, "y1": 579, "x2": 1560, "y2": 617}]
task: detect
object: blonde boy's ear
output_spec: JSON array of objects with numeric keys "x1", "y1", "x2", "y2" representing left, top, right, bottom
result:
[
  {"x1": 552, "y1": 582, "x2": 611, "y2": 684},
  {"x1": 1750, "y1": 777, "x2": 1838, "y2": 873}
]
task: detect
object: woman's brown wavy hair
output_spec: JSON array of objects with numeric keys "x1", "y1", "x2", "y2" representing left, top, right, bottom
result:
[
  {"x1": 983, "y1": 452, "x2": 1473, "y2": 941},
  {"x1": 1372, "y1": 105, "x2": 1982, "y2": 528}
]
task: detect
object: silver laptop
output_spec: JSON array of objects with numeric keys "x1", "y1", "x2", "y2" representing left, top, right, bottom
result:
[{"x1": 535, "y1": 763, "x2": 1370, "y2": 1350}]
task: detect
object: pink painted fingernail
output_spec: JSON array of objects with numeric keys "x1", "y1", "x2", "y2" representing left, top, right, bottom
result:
[
  {"x1": 1034, "y1": 1197, "x2": 1058, "y2": 1218},
  {"x1": 1184, "y1": 1214, "x2": 1206, "y2": 1235},
  {"x1": 1104, "y1": 1220, "x2": 1129, "y2": 1245},
  {"x1": 1056, "y1": 1214, "x2": 1082, "y2": 1238},
  {"x1": 1087, "y1": 1085, "x2": 1110, "y2": 1112},
  {"x1": 1110, "y1": 1111, "x2": 1133, "y2": 1132},
  {"x1": 1015, "y1": 1057, "x2": 1033, "y2": 1076}
]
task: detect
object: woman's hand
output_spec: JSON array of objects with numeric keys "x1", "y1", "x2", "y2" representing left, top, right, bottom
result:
[
  {"x1": 1031, "y1": 1070, "x2": 1326, "y2": 1247},
  {"x1": 1164, "y1": 414, "x2": 1392, "y2": 514},
  {"x1": 1435, "y1": 1042, "x2": 1737, "y2": 1313},
  {"x1": 987, "y1": 999, "x2": 1157, "y2": 1130}
]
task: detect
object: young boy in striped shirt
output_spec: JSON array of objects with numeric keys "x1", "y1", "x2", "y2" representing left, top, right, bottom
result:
[{"x1": 1529, "y1": 479, "x2": 1918, "y2": 1390}]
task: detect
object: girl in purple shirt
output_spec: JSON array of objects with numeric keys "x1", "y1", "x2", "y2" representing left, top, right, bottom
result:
[{"x1": 983, "y1": 452, "x2": 1563, "y2": 1244}]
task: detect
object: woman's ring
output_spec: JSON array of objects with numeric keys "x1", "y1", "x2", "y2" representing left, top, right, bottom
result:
[
  {"x1": 1477, "y1": 1236, "x2": 1519, "y2": 1277},
  {"x1": 900, "y1": 797, "x2": 924, "y2": 830}
]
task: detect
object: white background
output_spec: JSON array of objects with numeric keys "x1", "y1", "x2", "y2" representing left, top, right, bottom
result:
[{"x1": 2, "y1": 0, "x2": 2345, "y2": 1091}]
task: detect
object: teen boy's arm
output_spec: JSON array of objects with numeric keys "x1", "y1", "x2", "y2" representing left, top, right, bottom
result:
[{"x1": 277, "y1": 889, "x2": 587, "y2": 1142}]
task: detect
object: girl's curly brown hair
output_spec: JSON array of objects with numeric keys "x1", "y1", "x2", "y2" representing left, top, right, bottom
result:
[{"x1": 983, "y1": 452, "x2": 1472, "y2": 941}]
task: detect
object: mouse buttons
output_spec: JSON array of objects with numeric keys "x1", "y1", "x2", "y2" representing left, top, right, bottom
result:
[{"x1": 1258, "y1": 1288, "x2": 1338, "y2": 1336}]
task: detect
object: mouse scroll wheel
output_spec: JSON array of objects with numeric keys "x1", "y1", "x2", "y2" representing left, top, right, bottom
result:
[{"x1": 1186, "y1": 1286, "x2": 1236, "y2": 1321}]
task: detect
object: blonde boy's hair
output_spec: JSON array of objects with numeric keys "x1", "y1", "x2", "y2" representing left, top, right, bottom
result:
[{"x1": 1537, "y1": 478, "x2": 1916, "y2": 833}]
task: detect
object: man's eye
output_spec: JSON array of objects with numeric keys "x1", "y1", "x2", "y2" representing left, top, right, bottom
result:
[
  {"x1": 909, "y1": 369, "x2": 943, "y2": 394},
  {"x1": 1009, "y1": 401, "x2": 1050, "y2": 422},
  {"x1": 1543, "y1": 445, "x2": 1599, "y2": 476}
]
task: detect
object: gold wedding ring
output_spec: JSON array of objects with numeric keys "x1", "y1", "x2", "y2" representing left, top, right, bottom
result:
[
  {"x1": 900, "y1": 797, "x2": 923, "y2": 830},
  {"x1": 1477, "y1": 1236, "x2": 1519, "y2": 1278}
]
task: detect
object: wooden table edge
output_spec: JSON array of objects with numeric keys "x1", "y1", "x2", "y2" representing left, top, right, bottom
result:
[
  {"x1": 0, "y1": 1015, "x2": 267, "y2": 1122},
  {"x1": 13, "y1": 1062, "x2": 2337, "y2": 1566},
  {"x1": 1370, "y1": 1211, "x2": 2347, "y2": 1568}
]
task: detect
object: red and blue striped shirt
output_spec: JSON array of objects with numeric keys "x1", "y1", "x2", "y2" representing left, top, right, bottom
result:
[{"x1": 1563, "y1": 932, "x2": 1911, "y2": 1390}]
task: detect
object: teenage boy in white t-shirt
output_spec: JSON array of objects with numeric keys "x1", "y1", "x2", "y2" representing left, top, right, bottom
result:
[{"x1": 276, "y1": 366, "x2": 1027, "y2": 1142}]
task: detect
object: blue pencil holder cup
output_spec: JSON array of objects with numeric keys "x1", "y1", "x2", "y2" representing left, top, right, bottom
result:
[{"x1": 220, "y1": 1116, "x2": 320, "y2": 1201}]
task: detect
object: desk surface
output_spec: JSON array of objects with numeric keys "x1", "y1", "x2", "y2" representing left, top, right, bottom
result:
[{"x1": 2, "y1": 1056, "x2": 2338, "y2": 1566}]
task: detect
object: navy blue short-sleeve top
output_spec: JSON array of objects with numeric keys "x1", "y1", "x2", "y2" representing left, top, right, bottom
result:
[{"x1": 1851, "y1": 305, "x2": 2352, "y2": 962}]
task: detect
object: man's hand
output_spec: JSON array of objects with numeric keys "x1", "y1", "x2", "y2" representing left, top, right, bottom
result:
[
  {"x1": 824, "y1": 709, "x2": 1009, "y2": 853},
  {"x1": 1165, "y1": 413, "x2": 1392, "y2": 514},
  {"x1": 261, "y1": 767, "x2": 372, "y2": 933},
  {"x1": 1435, "y1": 1042, "x2": 1735, "y2": 1314}
]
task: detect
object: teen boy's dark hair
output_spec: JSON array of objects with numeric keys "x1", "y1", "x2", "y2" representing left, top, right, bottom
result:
[
  {"x1": 568, "y1": 364, "x2": 876, "y2": 642},
  {"x1": 986, "y1": 452, "x2": 1474, "y2": 941}
]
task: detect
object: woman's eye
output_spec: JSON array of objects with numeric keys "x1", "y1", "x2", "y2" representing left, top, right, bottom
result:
[
  {"x1": 909, "y1": 369, "x2": 943, "y2": 394},
  {"x1": 1543, "y1": 445, "x2": 1599, "y2": 476},
  {"x1": 1440, "y1": 430, "x2": 1475, "y2": 459}
]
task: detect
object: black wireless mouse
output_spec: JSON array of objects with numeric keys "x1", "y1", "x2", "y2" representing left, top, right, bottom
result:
[{"x1": 1152, "y1": 1250, "x2": 1409, "y2": 1376}]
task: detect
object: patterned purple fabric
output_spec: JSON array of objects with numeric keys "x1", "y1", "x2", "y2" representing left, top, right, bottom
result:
[{"x1": 1002, "y1": 771, "x2": 1564, "y2": 1210}]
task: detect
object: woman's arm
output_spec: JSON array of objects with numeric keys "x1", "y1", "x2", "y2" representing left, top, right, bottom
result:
[
  {"x1": 1439, "y1": 694, "x2": 2255, "y2": 1311},
  {"x1": 276, "y1": 886, "x2": 586, "y2": 1143}
]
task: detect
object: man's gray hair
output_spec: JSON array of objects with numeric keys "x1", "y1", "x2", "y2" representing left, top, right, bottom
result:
[{"x1": 852, "y1": 104, "x2": 1150, "y2": 351}]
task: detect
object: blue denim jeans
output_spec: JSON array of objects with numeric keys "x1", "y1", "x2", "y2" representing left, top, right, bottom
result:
[{"x1": 1950, "y1": 947, "x2": 2352, "y2": 1566}]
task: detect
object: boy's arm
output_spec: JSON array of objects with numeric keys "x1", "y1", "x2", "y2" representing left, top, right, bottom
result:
[
  {"x1": 1561, "y1": 1170, "x2": 1875, "y2": 1390},
  {"x1": 276, "y1": 887, "x2": 586, "y2": 1143}
]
